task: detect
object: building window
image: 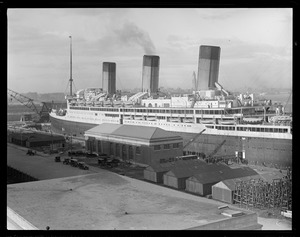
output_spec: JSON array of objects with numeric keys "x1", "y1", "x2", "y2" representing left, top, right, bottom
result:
[
  {"x1": 116, "y1": 144, "x2": 120, "y2": 157},
  {"x1": 136, "y1": 147, "x2": 141, "y2": 155},
  {"x1": 154, "y1": 145, "x2": 161, "y2": 151},
  {"x1": 164, "y1": 144, "x2": 170, "y2": 150},
  {"x1": 173, "y1": 143, "x2": 179, "y2": 149}
]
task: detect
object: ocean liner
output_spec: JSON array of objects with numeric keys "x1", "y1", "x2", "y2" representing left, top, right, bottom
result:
[{"x1": 50, "y1": 38, "x2": 292, "y2": 168}]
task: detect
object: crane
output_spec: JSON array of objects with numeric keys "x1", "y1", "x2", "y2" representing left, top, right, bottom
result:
[
  {"x1": 7, "y1": 88, "x2": 53, "y2": 123},
  {"x1": 8, "y1": 89, "x2": 41, "y2": 121},
  {"x1": 183, "y1": 129, "x2": 206, "y2": 150}
]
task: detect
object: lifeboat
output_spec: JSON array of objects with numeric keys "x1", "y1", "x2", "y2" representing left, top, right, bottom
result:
[
  {"x1": 183, "y1": 118, "x2": 194, "y2": 123},
  {"x1": 169, "y1": 118, "x2": 181, "y2": 122},
  {"x1": 219, "y1": 120, "x2": 236, "y2": 125},
  {"x1": 200, "y1": 119, "x2": 215, "y2": 124},
  {"x1": 243, "y1": 117, "x2": 263, "y2": 124}
]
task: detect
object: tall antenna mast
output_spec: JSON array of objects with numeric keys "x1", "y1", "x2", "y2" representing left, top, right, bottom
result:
[{"x1": 69, "y1": 36, "x2": 73, "y2": 96}]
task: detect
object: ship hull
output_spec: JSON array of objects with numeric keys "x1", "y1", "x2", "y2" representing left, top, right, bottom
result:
[{"x1": 50, "y1": 115, "x2": 292, "y2": 169}]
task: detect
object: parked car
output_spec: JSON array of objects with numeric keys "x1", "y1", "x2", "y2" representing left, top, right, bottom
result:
[
  {"x1": 55, "y1": 156, "x2": 61, "y2": 162},
  {"x1": 68, "y1": 150, "x2": 85, "y2": 157},
  {"x1": 98, "y1": 157, "x2": 107, "y2": 165},
  {"x1": 111, "y1": 159, "x2": 120, "y2": 164},
  {"x1": 26, "y1": 149, "x2": 35, "y2": 156},
  {"x1": 70, "y1": 158, "x2": 79, "y2": 167},
  {"x1": 86, "y1": 152, "x2": 98, "y2": 158},
  {"x1": 63, "y1": 158, "x2": 70, "y2": 165},
  {"x1": 78, "y1": 162, "x2": 89, "y2": 170}
]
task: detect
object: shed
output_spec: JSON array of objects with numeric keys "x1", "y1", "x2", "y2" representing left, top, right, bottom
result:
[
  {"x1": 8, "y1": 131, "x2": 65, "y2": 148},
  {"x1": 144, "y1": 163, "x2": 175, "y2": 183},
  {"x1": 162, "y1": 160, "x2": 230, "y2": 190},
  {"x1": 185, "y1": 166, "x2": 259, "y2": 196},
  {"x1": 212, "y1": 175, "x2": 262, "y2": 204},
  {"x1": 185, "y1": 171, "x2": 224, "y2": 196}
]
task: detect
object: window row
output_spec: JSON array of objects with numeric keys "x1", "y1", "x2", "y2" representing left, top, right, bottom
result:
[
  {"x1": 154, "y1": 143, "x2": 180, "y2": 151},
  {"x1": 70, "y1": 106, "x2": 90, "y2": 110},
  {"x1": 90, "y1": 107, "x2": 119, "y2": 112},
  {"x1": 195, "y1": 110, "x2": 224, "y2": 115},
  {"x1": 236, "y1": 127, "x2": 288, "y2": 133}
]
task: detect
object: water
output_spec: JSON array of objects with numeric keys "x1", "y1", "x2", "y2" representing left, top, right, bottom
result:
[{"x1": 7, "y1": 104, "x2": 42, "y2": 121}]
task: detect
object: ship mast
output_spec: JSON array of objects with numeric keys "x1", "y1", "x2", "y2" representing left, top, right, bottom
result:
[{"x1": 69, "y1": 35, "x2": 73, "y2": 96}]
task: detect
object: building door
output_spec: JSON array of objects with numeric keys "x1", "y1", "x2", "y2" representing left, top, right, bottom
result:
[
  {"x1": 97, "y1": 140, "x2": 102, "y2": 154},
  {"x1": 128, "y1": 145, "x2": 134, "y2": 161},
  {"x1": 122, "y1": 145, "x2": 127, "y2": 161},
  {"x1": 110, "y1": 142, "x2": 114, "y2": 156},
  {"x1": 116, "y1": 144, "x2": 120, "y2": 157}
]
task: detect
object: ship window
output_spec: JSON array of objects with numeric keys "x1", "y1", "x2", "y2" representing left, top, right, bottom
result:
[
  {"x1": 154, "y1": 145, "x2": 161, "y2": 151},
  {"x1": 173, "y1": 143, "x2": 179, "y2": 149},
  {"x1": 274, "y1": 128, "x2": 279, "y2": 133}
]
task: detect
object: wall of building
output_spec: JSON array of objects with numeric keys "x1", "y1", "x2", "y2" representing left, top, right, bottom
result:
[
  {"x1": 212, "y1": 185, "x2": 233, "y2": 204},
  {"x1": 86, "y1": 137, "x2": 183, "y2": 166},
  {"x1": 144, "y1": 169, "x2": 157, "y2": 183}
]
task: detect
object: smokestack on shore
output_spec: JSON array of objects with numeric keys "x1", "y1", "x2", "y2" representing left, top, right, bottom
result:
[
  {"x1": 102, "y1": 62, "x2": 116, "y2": 95},
  {"x1": 197, "y1": 45, "x2": 221, "y2": 90},
  {"x1": 142, "y1": 55, "x2": 160, "y2": 93}
]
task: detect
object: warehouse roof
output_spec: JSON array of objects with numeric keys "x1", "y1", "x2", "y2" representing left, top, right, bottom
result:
[
  {"x1": 9, "y1": 132, "x2": 65, "y2": 142},
  {"x1": 85, "y1": 123, "x2": 182, "y2": 142},
  {"x1": 165, "y1": 161, "x2": 231, "y2": 178},
  {"x1": 85, "y1": 123, "x2": 123, "y2": 136},
  {"x1": 189, "y1": 167, "x2": 259, "y2": 185},
  {"x1": 214, "y1": 175, "x2": 263, "y2": 191},
  {"x1": 189, "y1": 171, "x2": 226, "y2": 184}
]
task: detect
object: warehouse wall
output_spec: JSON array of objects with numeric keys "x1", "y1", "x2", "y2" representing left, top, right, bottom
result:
[{"x1": 212, "y1": 186, "x2": 233, "y2": 204}]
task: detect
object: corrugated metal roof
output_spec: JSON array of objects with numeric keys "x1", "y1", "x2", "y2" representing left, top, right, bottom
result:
[
  {"x1": 216, "y1": 175, "x2": 263, "y2": 191},
  {"x1": 167, "y1": 163, "x2": 258, "y2": 181},
  {"x1": 165, "y1": 161, "x2": 229, "y2": 178},
  {"x1": 188, "y1": 166, "x2": 260, "y2": 185},
  {"x1": 9, "y1": 132, "x2": 65, "y2": 142},
  {"x1": 85, "y1": 124, "x2": 122, "y2": 136},
  {"x1": 85, "y1": 123, "x2": 182, "y2": 141},
  {"x1": 189, "y1": 171, "x2": 225, "y2": 184}
]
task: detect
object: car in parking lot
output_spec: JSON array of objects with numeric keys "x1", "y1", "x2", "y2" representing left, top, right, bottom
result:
[
  {"x1": 70, "y1": 158, "x2": 79, "y2": 167},
  {"x1": 86, "y1": 152, "x2": 98, "y2": 158},
  {"x1": 55, "y1": 156, "x2": 61, "y2": 162},
  {"x1": 68, "y1": 150, "x2": 86, "y2": 157},
  {"x1": 26, "y1": 149, "x2": 35, "y2": 156},
  {"x1": 78, "y1": 162, "x2": 89, "y2": 170},
  {"x1": 63, "y1": 158, "x2": 71, "y2": 165}
]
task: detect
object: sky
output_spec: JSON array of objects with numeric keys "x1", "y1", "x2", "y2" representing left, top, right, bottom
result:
[{"x1": 8, "y1": 8, "x2": 292, "y2": 94}]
